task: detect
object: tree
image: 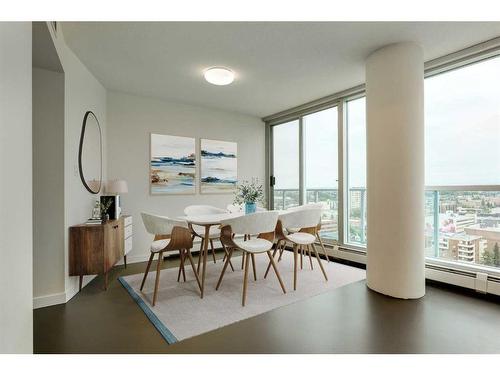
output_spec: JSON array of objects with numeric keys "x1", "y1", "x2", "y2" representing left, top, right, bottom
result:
[
  {"x1": 482, "y1": 251, "x2": 493, "y2": 266},
  {"x1": 493, "y1": 243, "x2": 500, "y2": 267}
]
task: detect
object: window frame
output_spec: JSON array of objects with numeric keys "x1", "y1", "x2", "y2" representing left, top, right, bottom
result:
[{"x1": 265, "y1": 39, "x2": 500, "y2": 279}]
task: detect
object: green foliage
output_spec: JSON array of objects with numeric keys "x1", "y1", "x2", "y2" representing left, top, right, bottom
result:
[
  {"x1": 482, "y1": 251, "x2": 493, "y2": 266},
  {"x1": 233, "y1": 178, "x2": 265, "y2": 205},
  {"x1": 494, "y1": 243, "x2": 500, "y2": 267},
  {"x1": 481, "y1": 242, "x2": 500, "y2": 267}
]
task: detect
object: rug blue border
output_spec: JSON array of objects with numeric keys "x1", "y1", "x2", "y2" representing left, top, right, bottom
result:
[{"x1": 118, "y1": 276, "x2": 178, "y2": 344}]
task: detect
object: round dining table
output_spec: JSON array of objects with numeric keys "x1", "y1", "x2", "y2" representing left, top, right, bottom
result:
[{"x1": 178, "y1": 212, "x2": 244, "y2": 298}]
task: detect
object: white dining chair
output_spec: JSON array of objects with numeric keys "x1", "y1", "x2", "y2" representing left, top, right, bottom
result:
[
  {"x1": 184, "y1": 205, "x2": 226, "y2": 266},
  {"x1": 265, "y1": 208, "x2": 327, "y2": 290},
  {"x1": 278, "y1": 203, "x2": 330, "y2": 263},
  {"x1": 216, "y1": 211, "x2": 286, "y2": 306},
  {"x1": 140, "y1": 213, "x2": 201, "y2": 306}
]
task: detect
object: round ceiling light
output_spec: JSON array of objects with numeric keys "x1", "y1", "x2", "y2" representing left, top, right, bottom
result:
[{"x1": 203, "y1": 67, "x2": 235, "y2": 86}]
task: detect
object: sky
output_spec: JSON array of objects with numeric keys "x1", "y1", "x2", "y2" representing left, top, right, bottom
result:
[
  {"x1": 424, "y1": 56, "x2": 500, "y2": 186},
  {"x1": 273, "y1": 55, "x2": 500, "y2": 190}
]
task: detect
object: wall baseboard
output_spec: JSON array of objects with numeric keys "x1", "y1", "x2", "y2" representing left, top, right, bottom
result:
[
  {"x1": 33, "y1": 292, "x2": 66, "y2": 309},
  {"x1": 34, "y1": 275, "x2": 97, "y2": 309}
]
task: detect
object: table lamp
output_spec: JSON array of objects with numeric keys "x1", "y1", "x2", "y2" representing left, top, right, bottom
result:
[{"x1": 105, "y1": 179, "x2": 128, "y2": 218}]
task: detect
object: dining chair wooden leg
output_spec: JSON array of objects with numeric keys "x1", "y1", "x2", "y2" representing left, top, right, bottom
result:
[
  {"x1": 185, "y1": 248, "x2": 202, "y2": 293},
  {"x1": 251, "y1": 253, "x2": 257, "y2": 281},
  {"x1": 263, "y1": 241, "x2": 281, "y2": 279},
  {"x1": 197, "y1": 238, "x2": 204, "y2": 274},
  {"x1": 293, "y1": 244, "x2": 299, "y2": 291},
  {"x1": 311, "y1": 244, "x2": 328, "y2": 281},
  {"x1": 300, "y1": 245, "x2": 303, "y2": 269},
  {"x1": 241, "y1": 252, "x2": 245, "y2": 269},
  {"x1": 317, "y1": 233, "x2": 329, "y2": 262},
  {"x1": 200, "y1": 226, "x2": 210, "y2": 299},
  {"x1": 242, "y1": 251, "x2": 250, "y2": 306},
  {"x1": 210, "y1": 239, "x2": 216, "y2": 264},
  {"x1": 266, "y1": 251, "x2": 286, "y2": 294},
  {"x1": 307, "y1": 245, "x2": 314, "y2": 270},
  {"x1": 140, "y1": 252, "x2": 155, "y2": 291},
  {"x1": 181, "y1": 249, "x2": 186, "y2": 281},
  {"x1": 177, "y1": 249, "x2": 186, "y2": 282},
  {"x1": 216, "y1": 248, "x2": 234, "y2": 290},
  {"x1": 152, "y1": 251, "x2": 163, "y2": 306},
  {"x1": 223, "y1": 244, "x2": 235, "y2": 272},
  {"x1": 278, "y1": 241, "x2": 285, "y2": 262}
]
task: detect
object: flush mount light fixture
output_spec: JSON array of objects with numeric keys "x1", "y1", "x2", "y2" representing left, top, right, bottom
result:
[{"x1": 203, "y1": 67, "x2": 235, "y2": 86}]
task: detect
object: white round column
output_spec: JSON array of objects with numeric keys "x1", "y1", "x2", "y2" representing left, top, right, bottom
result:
[{"x1": 365, "y1": 42, "x2": 425, "y2": 299}]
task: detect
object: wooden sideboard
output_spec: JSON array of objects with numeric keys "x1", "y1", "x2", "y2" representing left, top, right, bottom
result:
[{"x1": 69, "y1": 215, "x2": 131, "y2": 291}]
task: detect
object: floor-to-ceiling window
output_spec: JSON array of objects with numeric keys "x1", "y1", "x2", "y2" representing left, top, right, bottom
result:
[
  {"x1": 346, "y1": 97, "x2": 367, "y2": 247},
  {"x1": 425, "y1": 55, "x2": 500, "y2": 270},
  {"x1": 268, "y1": 47, "x2": 500, "y2": 278},
  {"x1": 304, "y1": 107, "x2": 338, "y2": 242},
  {"x1": 272, "y1": 120, "x2": 300, "y2": 210},
  {"x1": 271, "y1": 107, "x2": 339, "y2": 242}
]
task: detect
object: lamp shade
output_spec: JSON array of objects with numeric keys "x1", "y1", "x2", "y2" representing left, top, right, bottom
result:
[{"x1": 106, "y1": 179, "x2": 128, "y2": 194}]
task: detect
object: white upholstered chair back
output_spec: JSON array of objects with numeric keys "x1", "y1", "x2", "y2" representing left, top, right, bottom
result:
[
  {"x1": 221, "y1": 211, "x2": 279, "y2": 235},
  {"x1": 184, "y1": 205, "x2": 226, "y2": 216},
  {"x1": 286, "y1": 202, "x2": 325, "y2": 212},
  {"x1": 141, "y1": 212, "x2": 187, "y2": 235},
  {"x1": 279, "y1": 208, "x2": 322, "y2": 230}
]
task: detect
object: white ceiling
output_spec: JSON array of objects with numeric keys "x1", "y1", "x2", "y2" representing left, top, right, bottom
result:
[{"x1": 61, "y1": 22, "x2": 500, "y2": 118}]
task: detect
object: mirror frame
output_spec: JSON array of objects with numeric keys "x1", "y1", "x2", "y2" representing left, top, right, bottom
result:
[{"x1": 78, "y1": 110, "x2": 103, "y2": 194}]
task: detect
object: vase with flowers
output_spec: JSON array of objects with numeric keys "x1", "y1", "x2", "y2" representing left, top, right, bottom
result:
[{"x1": 233, "y1": 178, "x2": 265, "y2": 214}]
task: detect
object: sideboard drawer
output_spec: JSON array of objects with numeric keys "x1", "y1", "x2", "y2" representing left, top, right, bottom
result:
[
  {"x1": 124, "y1": 224, "x2": 133, "y2": 239},
  {"x1": 124, "y1": 236, "x2": 133, "y2": 254},
  {"x1": 124, "y1": 215, "x2": 133, "y2": 226}
]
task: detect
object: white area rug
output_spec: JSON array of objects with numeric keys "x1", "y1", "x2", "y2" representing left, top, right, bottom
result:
[{"x1": 119, "y1": 251, "x2": 366, "y2": 343}]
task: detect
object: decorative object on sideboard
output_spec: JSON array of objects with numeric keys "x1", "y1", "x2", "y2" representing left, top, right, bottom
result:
[
  {"x1": 150, "y1": 133, "x2": 196, "y2": 195},
  {"x1": 200, "y1": 138, "x2": 238, "y2": 194},
  {"x1": 233, "y1": 178, "x2": 265, "y2": 214},
  {"x1": 78, "y1": 110, "x2": 102, "y2": 194},
  {"x1": 105, "y1": 179, "x2": 128, "y2": 218},
  {"x1": 100, "y1": 196, "x2": 115, "y2": 221},
  {"x1": 86, "y1": 200, "x2": 103, "y2": 225}
]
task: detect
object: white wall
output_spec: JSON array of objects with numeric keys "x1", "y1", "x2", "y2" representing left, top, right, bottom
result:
[
  {"x1": 0, "y1": 22, "x2": 33, "y2": 353},
  {"x1": 52, "y1": 25, "x2": 108, "y2": 301},
  {"x1": 107, "y1": 91, "x2": 265, "y2": 263},
  {"x1": 32, "y1": 68, "x2": 65, "y2": 304},
  {"x1": 32, "y1": 23, "x2": 107, "y2": 307}
]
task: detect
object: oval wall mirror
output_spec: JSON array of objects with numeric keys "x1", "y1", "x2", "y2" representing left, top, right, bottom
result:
[{"x1": 78, "y1": 111, "x2": 102, "y2": 194}]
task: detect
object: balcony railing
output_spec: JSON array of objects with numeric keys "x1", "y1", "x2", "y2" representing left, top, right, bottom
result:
[
  {"x1": 425, "y1": 189, "x2": 500, "y2": 270},
  {"x1": 273, "y1": 187, "x2": 367, "y2": 245}
]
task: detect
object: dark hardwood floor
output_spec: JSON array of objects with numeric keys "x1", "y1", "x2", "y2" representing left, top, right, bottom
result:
[{"x1": 33, "y1": 252, "x2": 500, "y2": 354}]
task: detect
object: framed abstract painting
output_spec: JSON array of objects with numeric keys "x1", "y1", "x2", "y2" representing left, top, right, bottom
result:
[
  {"x1": 200, "y1": 139, "x2": 237, "y2": 194},
  {"x1": 150, "y1": 133, "x2": 196, "y2": 194}
]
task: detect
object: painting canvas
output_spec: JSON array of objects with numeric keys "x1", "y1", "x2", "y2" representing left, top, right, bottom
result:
[
  {"x1": 150, "y1": 133, "x2": 196, "y2": 194},
  {"x1": 200, "y1": 139, "x2": 237, "y2": 193}
]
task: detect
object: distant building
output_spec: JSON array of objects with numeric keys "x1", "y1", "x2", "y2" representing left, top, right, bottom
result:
[
  {"x1": 464, "y1": 225, "x2": 500, "y2": 255},
  {"x1": 439, "y1": 232, "x2": 486, "y2": 263}
]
